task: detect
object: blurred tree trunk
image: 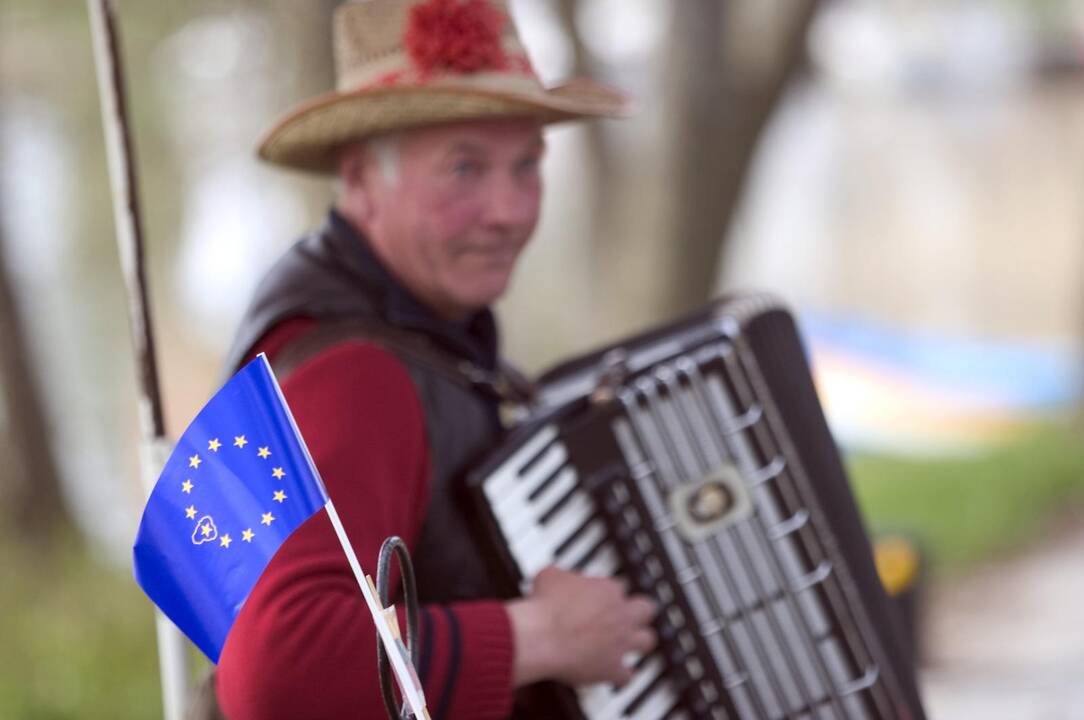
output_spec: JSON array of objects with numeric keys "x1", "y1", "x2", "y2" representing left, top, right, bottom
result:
[
  {"x1": 658, "y1": 0, "x2": 821, "y2": 316},
  {"x1": 554, "y1": 0, "x2": 615, "y2": 289},
  {"x1": 0, "y1": 240, "x2": 69, "y2": 545},
  {"x1": 555, "y1": 0, "x2": 612, "y2": 186}
]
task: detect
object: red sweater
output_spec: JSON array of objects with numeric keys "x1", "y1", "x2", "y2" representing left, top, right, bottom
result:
[{"x1": 216, "y1": 318, "x2": 515, "y2": 719}]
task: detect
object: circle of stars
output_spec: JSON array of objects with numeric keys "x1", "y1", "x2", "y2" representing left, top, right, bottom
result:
[{"x1": 180, "y1": 436, "x2": 292, "y2": 551}]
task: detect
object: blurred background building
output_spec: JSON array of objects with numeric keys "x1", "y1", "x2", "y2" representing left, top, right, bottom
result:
[{"x1": 1, "y1": 0, "x2": 1083, "y2": 717}]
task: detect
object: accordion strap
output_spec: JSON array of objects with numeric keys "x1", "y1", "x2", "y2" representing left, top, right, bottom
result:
[{"x1": 267, "y1": 317, "x2": 536, "y2": 407}]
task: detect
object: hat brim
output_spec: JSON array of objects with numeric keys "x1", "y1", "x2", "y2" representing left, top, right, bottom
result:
[{"x1": 257, "y1": 78, "x2": 632, "y2": 174}]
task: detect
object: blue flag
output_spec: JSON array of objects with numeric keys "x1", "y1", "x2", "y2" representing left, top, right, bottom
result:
[{"x1": 133, "y1": 355, "x2": 329, "y2": 662}]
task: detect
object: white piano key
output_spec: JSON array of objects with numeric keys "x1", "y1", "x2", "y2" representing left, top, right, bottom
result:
[
  {"x1": 529, "y1": 466, "x2": 578, "y2": 513},
  {"x1": 508, "y1": 524, "x2": 561, "y2": 577},
  {"x1": 491, "y1": 443, "x2": 569, "y2": 516},
  {"x1": 495, "y1": 508, "x2": 544, "y2": 544},
  {"x1": 578, "y1": 664, "x2": 648, "y2": 718},
  {"x1": 483, "y1": 425, "x2": 560, "y2": 499},
  {"x1": 495, "y1": 466, "x2": 577, "y2": 534},
  {"x1": 536, "y1": 490, "x2": 594, "y2": 542},
  {"x1": 509, "y1": 495, "x2": 595, "y2": 576},
  {"x1": 555, "y1": 519, "x2": 607, "y2": 569},
  {"x1": 630, "y1": 681, "x2": 680, "y2": 720},
  {"x1": 578, "y1": 683, "x2": 616, "y2": 719},
  {"x1": 580, "y1": 543, "x2": 621, "y2": 578},
  {"x1": 597, "y1": 655, "x2": 666, "y2": 718}
]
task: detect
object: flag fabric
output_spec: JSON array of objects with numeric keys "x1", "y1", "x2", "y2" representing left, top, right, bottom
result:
[{"x1": 133, "y1": 354, "x2": 329, "y2": 662}]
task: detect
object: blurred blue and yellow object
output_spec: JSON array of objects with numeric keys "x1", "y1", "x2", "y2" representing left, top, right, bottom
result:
[{"x1": 805, "y1": 314, "x2": 1080, "y2": 454}]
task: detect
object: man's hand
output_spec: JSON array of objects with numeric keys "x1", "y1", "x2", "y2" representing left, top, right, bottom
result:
[{"x1": 506, "y1": 566, "x2": 658, "y2": 687}]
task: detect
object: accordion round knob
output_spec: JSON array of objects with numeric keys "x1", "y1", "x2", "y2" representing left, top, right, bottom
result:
[{"x1": 687, "y1": 482, "x2": 734, "y2": 523}]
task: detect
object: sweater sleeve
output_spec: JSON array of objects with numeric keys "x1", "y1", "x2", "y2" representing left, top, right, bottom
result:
[{"x1": 216, "y1": 325, "x2": 515, "y2": 719}]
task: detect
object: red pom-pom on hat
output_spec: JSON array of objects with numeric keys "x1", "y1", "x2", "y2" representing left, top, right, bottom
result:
[{"x1": 405, "y1": 0, "x2": 509, "y2": 75}]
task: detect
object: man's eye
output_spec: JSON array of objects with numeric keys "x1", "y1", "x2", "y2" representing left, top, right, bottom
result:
[
  {"x1": 453, "y1": 160, "x2": 481, "y2": 177},
  {"x1": 516, "y1": 156, "x2": 540, "y2": 174}
]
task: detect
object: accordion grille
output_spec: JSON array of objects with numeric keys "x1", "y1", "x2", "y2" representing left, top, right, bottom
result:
[{"x1": 605, "y1": 340, "x2": 894, "y2": 719}]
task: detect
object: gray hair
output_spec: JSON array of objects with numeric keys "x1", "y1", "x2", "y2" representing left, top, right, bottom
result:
[
  {"x1": 366, "y1": 132, "x2": 401, "y2": 187},
  {"x1": 335, "y1": 132, "x2": 401, "y2": 194}
]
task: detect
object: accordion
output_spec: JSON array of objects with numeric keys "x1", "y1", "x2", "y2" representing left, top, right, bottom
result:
[{"x1": 468, "y1": 294, "x2": 926, "y2": 720}]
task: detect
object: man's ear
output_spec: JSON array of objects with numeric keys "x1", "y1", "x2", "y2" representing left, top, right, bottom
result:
[
  {"x1": 337, "y1": 144, "x2": 374, "y2": 224},
  {"x1": 339, "y1": 143, "x2": 365, "y2": 185}
]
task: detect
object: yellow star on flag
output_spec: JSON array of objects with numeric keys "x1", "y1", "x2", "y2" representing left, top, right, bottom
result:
[
  {"x1": 242, "y1": 529, "x2": 254, "y2": 542},
  {"x1": 220, "y1": 534, "x2": 232, "y2": 548},
  {"x1": 234, "y1": 435, "x2": 248, "y2": 449},
  {"x1": 257, "y1": 447, "x2": 271, "y2": 459},
  {"x1": 181, "y1": 480, "x2": 193, "y2": 494},
  {"x1": 272, "y1": 467, "x2": 285, "y2": 480},
  {"x1": 200, "y1": 523, "x2": 214, "y2": 537},
  {"x1": 273, "y1": 490, "x2": 287, "y2": 503},
  {"x1": 261, "y1": 512, "x2": 275, "y2": 526},
  {"x1": 185, "y1": 505, "x2": 197, "y2": 519},
  {"x1": 208, "y1": 438, "x2": 222, "y2": 452},
  {"x1": 189, "y1": 454, "x2": 201, "y2": 469}
]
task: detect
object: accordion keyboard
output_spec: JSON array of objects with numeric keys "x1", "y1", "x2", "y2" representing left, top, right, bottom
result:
[{"x1": 483, "y1": 425, "x2": 691, "y2": 720}]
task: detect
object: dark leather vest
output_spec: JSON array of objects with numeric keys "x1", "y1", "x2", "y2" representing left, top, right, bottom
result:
[{"x1": 223, "y1": 215, "x2": 511, "y2": 606}]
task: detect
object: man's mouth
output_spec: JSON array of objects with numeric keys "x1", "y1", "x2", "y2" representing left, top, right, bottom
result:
[{"x1": 461, "y1": 244, "x2": 520, "y2": 263}]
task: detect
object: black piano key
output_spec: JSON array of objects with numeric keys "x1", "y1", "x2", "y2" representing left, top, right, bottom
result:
[
  {"x1": 622, "y1": 661, "x2": 674, "y2": 718},
  {"x1": 525, "y1": 462, "x2": 570, "y2": 503},
  {"x1": 571, "y1": 534, "x2": 610, "y2": 573},
  {"x1": 538, "y1": 484, "x2": 583, "y2": 526},
  {"x1": 552, "y1": 512, "x2": 600, "y2": 558}
]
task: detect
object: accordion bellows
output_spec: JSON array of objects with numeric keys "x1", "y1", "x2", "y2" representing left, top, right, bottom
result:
[{"x1": 469, "y1": 293, "x2": 926, "y2": 720}]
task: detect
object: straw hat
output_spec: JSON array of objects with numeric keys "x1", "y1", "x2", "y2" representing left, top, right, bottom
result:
[{"x1": 258, "y1": 0, "x2": 632, "y2": 174}]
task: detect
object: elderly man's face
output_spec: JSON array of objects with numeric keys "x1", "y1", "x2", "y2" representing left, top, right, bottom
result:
[{"x1": 348, "y1": 118, "x2": 545, "y2": 320}]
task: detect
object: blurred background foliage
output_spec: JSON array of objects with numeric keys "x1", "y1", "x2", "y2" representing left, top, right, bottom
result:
[{"x1": 1, "y1": 0, "x2": 1083, "y2": 717}]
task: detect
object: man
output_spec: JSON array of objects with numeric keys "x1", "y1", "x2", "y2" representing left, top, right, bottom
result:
[{"x1": 215, "y1": 1, "x2": 656, "y2": 717}]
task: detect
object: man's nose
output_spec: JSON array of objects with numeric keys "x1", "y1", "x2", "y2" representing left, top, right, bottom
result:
[{"x1": 483, "y1": 175, "x2": 540, "y2": 229}]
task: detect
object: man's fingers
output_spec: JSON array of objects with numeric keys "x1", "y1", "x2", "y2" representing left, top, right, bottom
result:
[
  {"x1": 521, "y1": 568, "x2": 665, "y2": 687},
  {"x1": 606, "y1": 663, "x2": 635, "y2": 688},
  {"x1": 531, "y1": 565, "x2": 560, "y2": 590},
  {"x1": 627, "y1": 627, "x2": 657, "y2": 655},
  {"x1": 625, "y1": 595, "x2": 658, "y2": 625}
]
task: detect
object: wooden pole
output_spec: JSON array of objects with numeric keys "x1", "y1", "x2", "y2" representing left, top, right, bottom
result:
[{"x1": 85, "y1": 1, "x2": 190, "y2": 717}]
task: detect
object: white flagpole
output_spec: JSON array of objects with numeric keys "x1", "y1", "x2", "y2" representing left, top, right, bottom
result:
[
  {"x1": 325, "y1": 501, "x2": 431, "y2": 720},
  {"x1": 261, "y1": 355, "x2": 431, "y2": 719}
]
